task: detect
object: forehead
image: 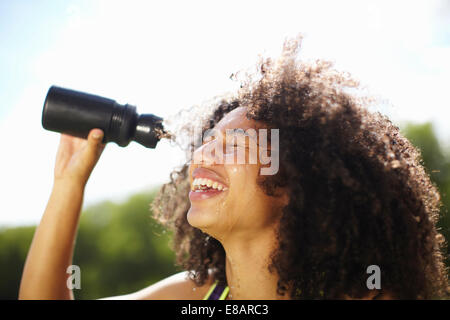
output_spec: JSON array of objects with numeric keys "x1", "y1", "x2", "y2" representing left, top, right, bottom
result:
[{"x1": 214, "y1": 107, "x2": 263, "y2": 131}]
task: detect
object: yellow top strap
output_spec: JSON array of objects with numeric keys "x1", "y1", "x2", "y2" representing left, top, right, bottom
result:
[
  {"x1": 202, "y1": 280, "x2": 230, "y2": 300},
  {"x1": 219, "y1": 286, "x2": 230, "y2": 300}
]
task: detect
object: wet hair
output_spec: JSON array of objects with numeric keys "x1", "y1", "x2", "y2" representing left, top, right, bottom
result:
[{"x1": 152, "y1": 35, "x2": 449, "y2": 299}]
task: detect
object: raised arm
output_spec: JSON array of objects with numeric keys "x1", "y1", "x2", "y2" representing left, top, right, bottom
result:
[{"x1": 19, "y1": 129, "x2": 105, "y2": 299}]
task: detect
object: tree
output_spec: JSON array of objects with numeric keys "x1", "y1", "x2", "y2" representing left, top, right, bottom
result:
[
  {"x1": 402, "y1": 122, "x2": 450, "y2": 269},
  {"x1": 0, "y1": 189, "x2": 178, "y2": 300}
]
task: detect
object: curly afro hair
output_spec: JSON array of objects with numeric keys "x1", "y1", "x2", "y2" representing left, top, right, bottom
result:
[{"x1": 152, "y1": 35, "x2": 449, "y2": 299}]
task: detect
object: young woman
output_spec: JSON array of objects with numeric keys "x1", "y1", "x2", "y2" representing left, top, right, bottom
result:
[{"x1": 19, "y1": 37, "x2": 449, "y2": 300}]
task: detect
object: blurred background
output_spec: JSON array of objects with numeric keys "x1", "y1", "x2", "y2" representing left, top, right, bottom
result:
[{"x1": 1, "y1": 0, "x2": 449, "y2": 299}]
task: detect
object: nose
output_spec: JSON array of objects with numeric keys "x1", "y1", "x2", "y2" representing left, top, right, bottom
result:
[{"x1": 192, "y1": 138, "x2": 224, "y2": 166}]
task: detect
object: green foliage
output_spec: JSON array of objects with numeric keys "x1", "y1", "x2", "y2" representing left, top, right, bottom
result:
[
  {"x1": 0, "y1": 226, "x2": 35, "y2": 299},
  {"x1": 402, "y1": 123, "x2": 450, "y2": 268},
  {"x1": 73, "y1": 191, "x2": 179, "y2": 299},
  {"x1": 0, "y1": 189, "x2": 179, "y2": 300},
  {"x1": 1, "y1": 122, "x2": 449, "y2": 299}
]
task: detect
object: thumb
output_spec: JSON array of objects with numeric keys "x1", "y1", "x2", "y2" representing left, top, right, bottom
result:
[{"x1": 83, "y1": 128, "x2": 105, "y2": 166}]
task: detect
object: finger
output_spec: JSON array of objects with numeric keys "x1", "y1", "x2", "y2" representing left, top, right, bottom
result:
[{"x1": 83, "y1": 129, "x2": 105, "y2": 165}]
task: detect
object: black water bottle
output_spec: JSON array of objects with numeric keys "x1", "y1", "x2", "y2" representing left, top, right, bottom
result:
[{"x1": 41, "y1": 86, "x2": 164, "y2": 148}]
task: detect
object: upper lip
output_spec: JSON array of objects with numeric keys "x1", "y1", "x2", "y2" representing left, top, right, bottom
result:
[{"x1": 192, "y1": 167, "x2": 228, "y2": 188}]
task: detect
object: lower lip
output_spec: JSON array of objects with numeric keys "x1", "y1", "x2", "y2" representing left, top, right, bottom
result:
[{"x1": 189, "y1": 189, "x2": 227, "y2": 201}]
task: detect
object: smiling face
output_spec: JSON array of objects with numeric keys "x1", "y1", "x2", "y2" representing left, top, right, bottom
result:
[{"x1": 187, "y1": 107, "x2": 287, "y2": 242}]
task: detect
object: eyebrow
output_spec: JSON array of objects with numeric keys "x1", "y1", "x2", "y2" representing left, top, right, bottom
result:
[
  {"x1": 200, "y1": 128, "x2": 273, "y2": 152},
  {"x1": 224, "y1": 128, "x2": 259, "y2": 145}
]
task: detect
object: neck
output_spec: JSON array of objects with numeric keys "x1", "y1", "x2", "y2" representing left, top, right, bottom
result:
[{"x1": 220, "y1": 227, "x2": 290, "y2": 300}]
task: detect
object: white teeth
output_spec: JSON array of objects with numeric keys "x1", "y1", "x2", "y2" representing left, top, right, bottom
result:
[{"x1": 192, "y1": 177, "x2": 227, "y2": 191}]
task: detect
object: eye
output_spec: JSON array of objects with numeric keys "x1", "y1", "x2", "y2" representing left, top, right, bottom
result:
[{"x1": 226, "y1": 141, "x2": 248, "y2": 150}]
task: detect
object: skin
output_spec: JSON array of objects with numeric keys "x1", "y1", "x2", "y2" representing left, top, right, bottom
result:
[
  {"x1": 187, "y1": 107, "x2": 289, "y2": 299},
  {"x1": 19, "y1": 107, "x2": 388, "y2": 300},
  {"x1": 187, "y1": 108, "x2": 284, "y2": 237},
  {"x1": 19, "y1": 129, "x2": 105, "y2": 299}
]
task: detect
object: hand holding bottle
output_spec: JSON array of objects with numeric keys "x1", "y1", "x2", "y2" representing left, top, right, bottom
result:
[{"x1": 54, "y1": 128, "x2": 105, "y2": 188}]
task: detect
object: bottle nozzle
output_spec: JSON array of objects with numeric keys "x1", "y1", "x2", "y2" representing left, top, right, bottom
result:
[{"x1": 134, "y1": 114, "x2": 164, "y2": 148}]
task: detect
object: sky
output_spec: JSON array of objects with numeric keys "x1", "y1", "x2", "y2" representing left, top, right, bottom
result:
[{"x1": 1, "y1": 0, "x2": 449, "y2": 226}]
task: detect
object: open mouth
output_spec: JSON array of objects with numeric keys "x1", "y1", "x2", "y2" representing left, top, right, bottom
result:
[
  {"x1": 191, "y1": 178, "x2": 228, "y2": 192},
  {"x1": 189, "y1": 178, "x2": 228, "y2": 201},
  {"x1": 189, "y1": 169, "x2": 229, "y2": 202}
]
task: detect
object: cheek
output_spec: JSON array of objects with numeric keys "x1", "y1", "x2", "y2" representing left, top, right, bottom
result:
[
  {"x1": 225, "y1": 164, "x2": 261, "y2": 212},
  {"x1": 226, "y1": 164, "x2": 281, "y2": 228},
  {"x1": 227, "y1": 164, "x2": 259, "y2": 192}
]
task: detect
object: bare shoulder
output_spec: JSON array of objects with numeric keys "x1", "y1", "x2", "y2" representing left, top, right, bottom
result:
[{"x1": 99, "y1": 270, "x2": 216, "y2": 300}]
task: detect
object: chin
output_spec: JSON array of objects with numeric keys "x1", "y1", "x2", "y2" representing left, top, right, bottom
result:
[{"x1": 186, "y1": 207, "x2": 218, "y2": 230}]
